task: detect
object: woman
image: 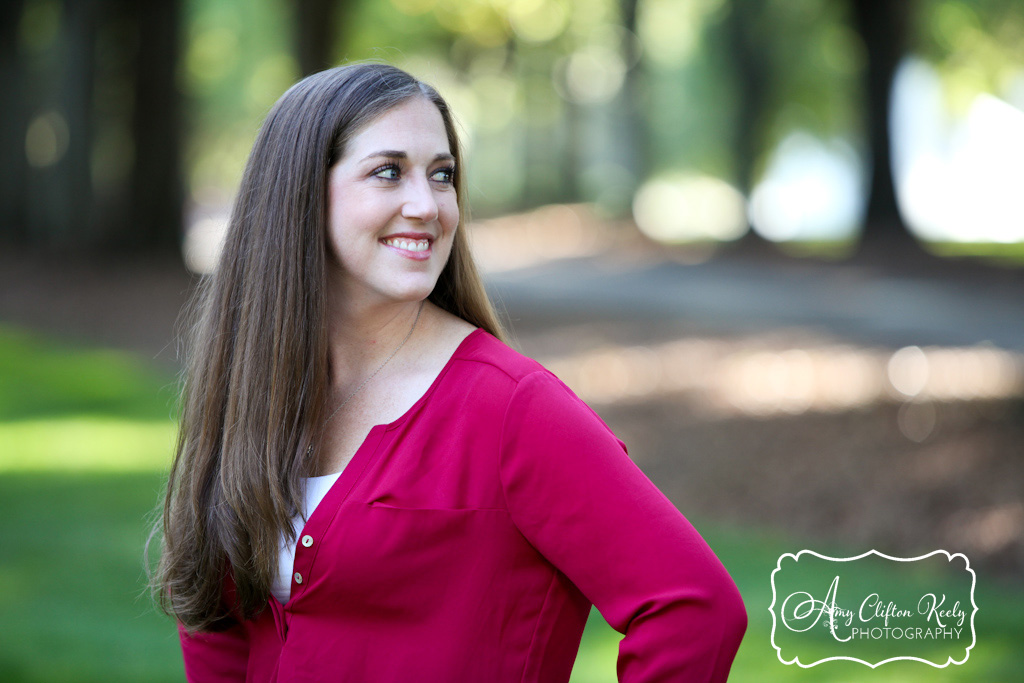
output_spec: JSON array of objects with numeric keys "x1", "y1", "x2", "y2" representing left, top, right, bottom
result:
[{"x1": 155, "y1": 63, "x2": 747, "y2": 682}]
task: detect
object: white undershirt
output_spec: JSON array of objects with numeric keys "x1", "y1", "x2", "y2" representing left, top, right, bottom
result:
[{"x1": 270, "y1": 471, "x2": 342, "y2": 605}]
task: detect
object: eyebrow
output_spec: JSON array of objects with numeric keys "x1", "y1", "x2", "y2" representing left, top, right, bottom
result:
[{"x1": 360, "y1": 150, "x2": 455, "y2": 163}]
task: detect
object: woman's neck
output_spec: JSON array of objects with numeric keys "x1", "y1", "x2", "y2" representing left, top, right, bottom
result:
[{"x1": 325, "y1": 292, "x2": 430, "y2": 391}]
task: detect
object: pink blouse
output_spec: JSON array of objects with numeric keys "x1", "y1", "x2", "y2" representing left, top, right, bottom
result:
[{"x1": 178, "y1": 328, "x2": 747, "y2": 682}]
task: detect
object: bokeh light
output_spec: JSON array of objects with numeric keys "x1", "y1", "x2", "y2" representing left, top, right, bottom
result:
[
  {"x1": 893, "y1": 59, "x2": 1024, "y2": 243},
  {"x1": 25, "y1": 111, "x2": 69, "y2": 169},
  {"x1": 632, "y1": 174, "x2": 747, "y2": 243},
  {"x1": 749, "y1": 133, "x2": 863, "y2": 243},
  {"x1": 543, "y1": 336, "x2": 1024, "y2": 418}
]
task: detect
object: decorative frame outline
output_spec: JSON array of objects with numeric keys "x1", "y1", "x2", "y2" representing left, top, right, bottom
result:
[{"x1": 769, "y1": 549, "x2": 978, "y2": 668}]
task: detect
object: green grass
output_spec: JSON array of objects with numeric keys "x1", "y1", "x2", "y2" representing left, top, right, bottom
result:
[
  {"x1": 0, "y1": 471, "x2": 183, "y2": 683},
  {"x1": 0, "y1": 326, "x2": 178, "y2": 422},
  {"x1": 776, "y1": 238, "x2": 1024, "y2": 266},
  {"x1": 570, "y1": 524, "x2": 1024, "y2": 682},
  {"x1": 1, "y1": 324, "x2": 1022, "y2": 682},
  {"x1": 0, "y1": 326, "x2": 184, "y2": 682},
  {"x1": 922, "y1": 240, "x2": 1024, "y2": 265}
]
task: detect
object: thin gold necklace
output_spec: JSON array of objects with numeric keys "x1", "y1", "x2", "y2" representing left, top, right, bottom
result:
[{"x1": 308, "y1": 300, "x2": 425, "y2": 456}]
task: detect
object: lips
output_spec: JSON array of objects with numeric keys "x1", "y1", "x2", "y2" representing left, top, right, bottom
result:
[
  {"x1": 380, "y1": 233, "x2": 434, "y2": 260},
  {"x1": 381, "y1": 236, "x2": 430, "y2": 252}
]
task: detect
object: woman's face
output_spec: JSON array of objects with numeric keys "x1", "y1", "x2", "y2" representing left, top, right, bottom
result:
[{"x1": 326, "y1": 96, "x2": 459, "y2": 309}]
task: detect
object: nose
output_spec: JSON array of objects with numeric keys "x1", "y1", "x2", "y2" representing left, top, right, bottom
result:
[{"x1": 401, "y1": 176, "x2": 439, "y2": 223}]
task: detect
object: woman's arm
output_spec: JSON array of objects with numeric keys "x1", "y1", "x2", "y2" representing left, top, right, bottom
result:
[
  {"x1": 178, "y1": 619, "x2": 250, "y2": 683},
  {"x1": 498, "y1": 371, "x2": 747, "y2": 683}
]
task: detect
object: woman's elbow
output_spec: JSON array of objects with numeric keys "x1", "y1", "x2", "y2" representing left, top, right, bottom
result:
[{"x1": 712, "y1": 571, "x2": 748, "y2": 649}]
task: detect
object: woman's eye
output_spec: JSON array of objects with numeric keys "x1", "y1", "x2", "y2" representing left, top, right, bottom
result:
[
  {"x1": 372, "y1": 164, "x2": 400, "y2": 180},
  {"x1": 431, "y1": 167, "x2": 455, "y2": 184}
]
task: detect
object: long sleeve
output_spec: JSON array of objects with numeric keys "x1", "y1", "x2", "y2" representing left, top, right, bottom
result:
[
  {"x1": 498, "y1": 371, "x2": 747, "y2": 683},
  {"x1": 178, "y1": 620, "x2": 250, "y2": 682}
]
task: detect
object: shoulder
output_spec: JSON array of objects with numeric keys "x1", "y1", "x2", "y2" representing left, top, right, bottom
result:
[
  {"x1": 424, "y1": 298, "x2": 543, "y2": 383},
  {"x1": 454, "y1": 330, "x2": 618, "y2": 438},
  {"x1": 454, "y1": 328, "x2": 555, "y2": 385},
  {"x1": 437, "y1": 320, "x2": 620, "y2": 445}
]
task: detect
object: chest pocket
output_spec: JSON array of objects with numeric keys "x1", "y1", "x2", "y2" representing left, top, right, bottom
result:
[{"x1": 305, "y1": 502, "x2": 521, "y2": 616}]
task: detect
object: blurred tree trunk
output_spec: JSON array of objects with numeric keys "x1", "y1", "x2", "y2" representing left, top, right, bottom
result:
[
  {"x1": 123, "y1": 0, "x2": 183, "y2": 250},
  {"x1": 849, "y1": 0, "x2": 920, "y2": 251},
  {"x1": 722, "y1": 0, "x2": 773, "y2": 249},
  {"x1": 0, "y1": 0, "x2": 28, "y2": 244},
  {"x1": 614, "y1": 0, "x2": 646, "y2": 212},
  {"x1": 723, "y1": 0, "x2": 769, "y2": 202},
  {"x1": 34, "y1": 0, "x2": 98, "y2": 248},
  {"x1": 521, "y1": 49, "x2": 566, "y2": 207},
  {"x1": 4, "y1": 0, "x2": 184, "y2": 253},
  {"x1": 296, "y1": 0, "x2": 348, "y2": 75},
  {"x1": 562, "y1": 98, "x2": 581, "y2": 201}
]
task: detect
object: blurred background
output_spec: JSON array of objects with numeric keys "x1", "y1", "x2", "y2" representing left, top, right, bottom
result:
[{"x1": 2, "y1": 0, "x2": 1023, "y2": 681}]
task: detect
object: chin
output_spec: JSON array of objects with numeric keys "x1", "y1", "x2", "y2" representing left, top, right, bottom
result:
[{"x1": 385, "y1": 280, "x2": 440, "y2": 304}]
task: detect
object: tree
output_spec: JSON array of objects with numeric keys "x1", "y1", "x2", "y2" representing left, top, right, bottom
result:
[
  {"x1": 0, "y1": 0, "x2": 28, "y2": 244},
  {"x1": 848, "y1": 0, "x2": 920, "y2": 251},
  {"x1": 722, "y1": 0, "x2": 771, "y2": 204},
  {"x1": 2, "y1": 0, "x2": 185, "y2": 253},
  {"x1": 718, "y1": 0, "x2": 779, "y2": 251},
  {"x1": 616, "y1": 0, "x2": 647, "y2": 207},
  {"x1": 717, "y1": 0, "x2": 924, "y2": 254},
  {"x1": 296, "y1": 0, "x2": 355, "y2": 76},
  {"x1": 124, "y1": 0, "x2": 184, "y2": 250}
]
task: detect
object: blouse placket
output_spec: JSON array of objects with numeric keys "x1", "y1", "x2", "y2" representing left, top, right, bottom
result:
[{"x1": 283, "y1": 424, "x2": 389, "y2": 620}]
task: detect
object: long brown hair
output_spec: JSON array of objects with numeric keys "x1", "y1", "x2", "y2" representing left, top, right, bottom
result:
[{"x1": 154, "y1": 63, "x2": 505, "y2": 632}]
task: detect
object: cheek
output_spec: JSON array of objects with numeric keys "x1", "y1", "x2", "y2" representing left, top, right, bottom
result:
[
  {"x1": 327, "y1": 188, "x2": 378, "y2": 242},
  {"x1": 440, "y1": 197, "x2": 460, "y2": 233}
]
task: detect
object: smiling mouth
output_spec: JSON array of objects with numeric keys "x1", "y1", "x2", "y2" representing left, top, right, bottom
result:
[{"x1": 381, "y1": 237, "x2": 431, "y2": 252}]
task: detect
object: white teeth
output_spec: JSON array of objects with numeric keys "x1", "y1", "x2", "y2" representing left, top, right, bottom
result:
[{"x1": 383, "y1": 238, "x2": 429, "y2": 252}]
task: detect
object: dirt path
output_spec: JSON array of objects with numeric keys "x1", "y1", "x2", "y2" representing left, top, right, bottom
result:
[{"x1": 2, "y1": 235, "x2": 1021, "y2": 579}]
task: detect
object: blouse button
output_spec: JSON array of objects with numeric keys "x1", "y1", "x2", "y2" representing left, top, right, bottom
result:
[
  {"x1": 301, "y1": 534, "x2": 313, "y2": 547},
  {"x1": 294, "y1": 572, "x2": 303, "y2": 584}
]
